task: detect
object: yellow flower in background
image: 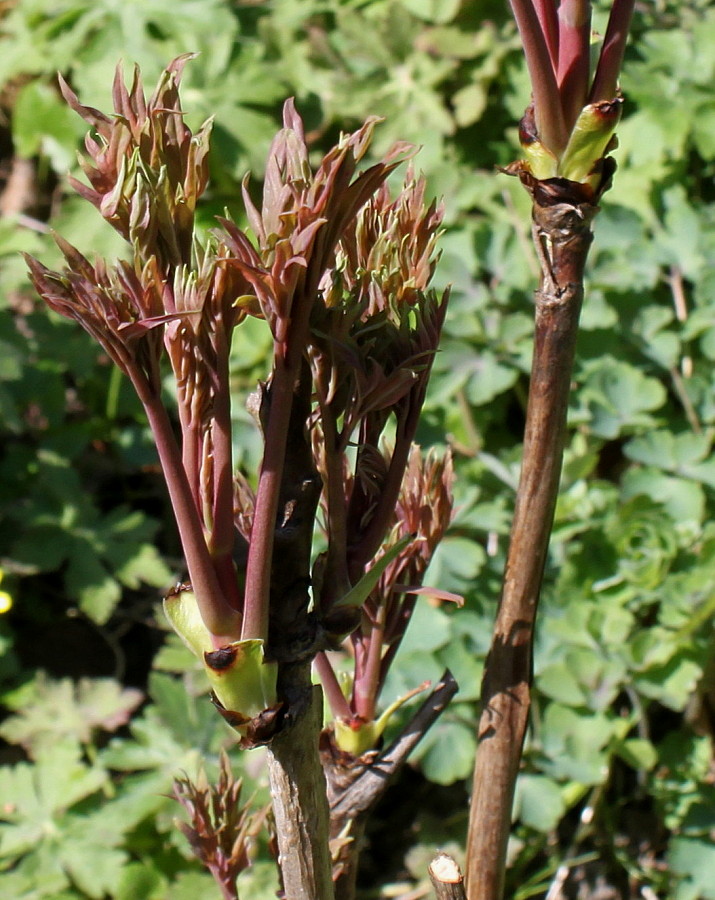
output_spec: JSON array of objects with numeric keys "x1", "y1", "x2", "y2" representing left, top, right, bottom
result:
[{"x1": 0, "y1": 569, "x2": 12, "y2": 614}]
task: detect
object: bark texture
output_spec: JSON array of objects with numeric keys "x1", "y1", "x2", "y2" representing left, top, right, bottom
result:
[
  {"x1": 466, "y1": 175, "x2": 602, "y2": 900},
  {"x1": 267, "y1": 672, "x2": 335, "y2": 900},
  {"x1": 262, "y1": 363, "x2": 334, "y2": 899}
]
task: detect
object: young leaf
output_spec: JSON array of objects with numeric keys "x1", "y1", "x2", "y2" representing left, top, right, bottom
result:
[{"x1": 333, "y1": 534, "x2": 415, "y2": 609}]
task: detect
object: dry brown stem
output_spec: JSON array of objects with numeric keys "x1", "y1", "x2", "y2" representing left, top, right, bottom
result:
[
  {"x1": 429, "y1": 853, "x2": 467, "y2": 900},
  {"x1": 267, "y1": 673, "x2": 335, "y2": 900},
  {"x1": 466, "y1": 177, "x2": 601, "y2": 900}
]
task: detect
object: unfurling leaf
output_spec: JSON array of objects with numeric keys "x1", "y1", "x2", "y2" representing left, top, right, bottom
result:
[{"x1": 333, "y1": 534, "x2": 415, "y2": 609}]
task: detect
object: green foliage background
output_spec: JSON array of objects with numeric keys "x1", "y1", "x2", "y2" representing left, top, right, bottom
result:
[{"x1": 2, "y1": 0, "x2": 715, "y2": 897}]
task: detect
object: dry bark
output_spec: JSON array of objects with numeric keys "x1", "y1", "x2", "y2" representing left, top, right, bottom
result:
[
  {"x1": 267, "y1": 671, "x2": 335, "y2": 900},
  {"x1": 261, "y1": 363, "x2": 335, "y2": 899},
  {"x1": 466, "y1": 173, "x2": 607, "y2": 900}
]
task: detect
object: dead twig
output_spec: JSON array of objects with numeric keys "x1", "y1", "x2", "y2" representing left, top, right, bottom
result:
[{"x1": 429, "y1": 853, "x2": 467, "y2": 900}]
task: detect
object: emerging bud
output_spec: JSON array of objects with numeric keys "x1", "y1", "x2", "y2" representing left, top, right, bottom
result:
[
  {"x1": 519, "y1": 97, "x2": 622, "y2": 188},
  {"x1": 25, "y1": 243, "x2": 168, "y2": 393},
  {"x1": 333, "y1": 681, "x2": 430, "y2": 756},
  {"x1": 60, "y1": 55, "x2": 211, "y2": 269},
  {"x1": 172, "y1": 750, "x2": 266, "y2": 896},
  {"x1": 556, "y1": 98, "x2": 623, "y2": 186},
  {"x1": 164, "y1": 585, "x2": 278, "y2": 731}
]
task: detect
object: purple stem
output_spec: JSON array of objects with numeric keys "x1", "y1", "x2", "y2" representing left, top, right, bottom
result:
[
  {"x1": 208, "y1": 866, "x2": 238, "y2": 900},
  {"x1": 347, "y1": 394, "x2": 422, "y2": 581},
  {"x1": 556, "y1": 0, "x2": 592, "y2": 133},
  {"x1": 314, "y1": 652, "x2": 352, "y2": 720},
  {"x1": 240, "y1": 351, "x2": 296, "y2": 642},
  {"x1": 162, "y1": 291, "x2": 202, "y2": 517},
  {"x1": 589, "y1": 0, "x2": 636, "y2": 102},
  {"x1": 241, "y1": 243, "x2": 328, "y2": 641},
  {"x1": 179, "y1": 396, "x2": 201, "y2": 513},
  {"x1": 353, "y1": 608, "x2": 385, "y2": 721},
  {"x1": 131, "y1": 373, "x2": 241, "y2": 644},
  {"x1": 317, "y1": 397, "x2": 351, "y2": 610},
  {"x1": 208, "y1": 330, "x2": 242, "y2": 611},
  {"x1": 509, "y1": 0, "x2": 568, "y2": 153},
  {"x1": 533, "y1": 0, "x2": 560, "y2": 69}
]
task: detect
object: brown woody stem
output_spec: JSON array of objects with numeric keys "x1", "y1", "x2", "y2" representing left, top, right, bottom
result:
[
  {"x1": 267, "y1": 671, "x2": 335, "y2": 900},
  {"x1": 429, "y1": 853, "x2": 467, "y2": 900},
  {"x1": 466, "y1": 187, "x2": 597, "y2": 899}
]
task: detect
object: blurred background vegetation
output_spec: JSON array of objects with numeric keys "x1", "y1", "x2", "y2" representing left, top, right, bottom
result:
[{"x1": 1, "y1": 0, "x2": 715, "y2": 897}]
